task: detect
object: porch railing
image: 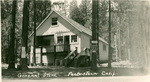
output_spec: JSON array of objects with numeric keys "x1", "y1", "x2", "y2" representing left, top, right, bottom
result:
[{"x1": 41, "y1": 44, "x2": 70, "y2": 53}]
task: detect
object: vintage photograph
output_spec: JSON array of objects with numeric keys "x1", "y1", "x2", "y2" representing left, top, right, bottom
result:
[{"x1": 1, "y1": 0, "x2": 150, "y2": 81}]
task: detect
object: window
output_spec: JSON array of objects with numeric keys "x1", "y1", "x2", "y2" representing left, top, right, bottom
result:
[
  {"x1": 52, "y1": 17, "x2": 58, "y2": 25},
  {"x1": 103, "y1": 44, "x2": 106, "y2": 51},
  {"x1": 71, "y1": 35, "x2": 77, "y2": 42},
  {"x1": 57, "y1": 36, "x2": 63, "y2": 44},
  {"x1": 37, "y1": 36, "x2": 50, "y2": 46},
  {"x1": 42, "y1": 39, "x2": 50, "y2": 46}
]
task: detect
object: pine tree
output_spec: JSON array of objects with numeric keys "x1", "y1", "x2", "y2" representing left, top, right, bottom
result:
[
  {"x1": 79, "y1": 0, "x2": 91, "y2": 26},
  {"x1": 91, "y1": 0, "x2": 99, "y2": 70},
  {"x1": 70, "y1": 0, "x2": 84, "y2": 25},
  {"x1": 8, "y1": 0, "x2": 17, "y2": 69},
  {"x1": 1, "y1": 1, "x2": 12, "y2": 63},
  {"x1": 20, "y1": 0, "x2": 30, "y2": 69}
]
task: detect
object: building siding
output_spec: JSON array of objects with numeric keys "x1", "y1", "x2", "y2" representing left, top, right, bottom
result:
[
  {"x1": 81, "y1": 33, "x2": 91, "y2": 51},
  {"x1": 99, "y1": 41, "x2": 108, "y2": 62},
  {"x1": 29, "y1": 11, "x2": 109, "y2": 65}
]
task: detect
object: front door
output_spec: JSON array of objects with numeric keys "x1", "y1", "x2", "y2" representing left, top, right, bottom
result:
[{"x1": 64, "y1": 36, "x2": 70, "y2": 51}]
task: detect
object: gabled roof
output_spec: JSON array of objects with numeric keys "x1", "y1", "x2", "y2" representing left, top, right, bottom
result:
[
  {"x1": 99, "y1": 37, "x2": 108, "y2": 44},
  {"x1": 29, "y1": 10, "x2": 92, "y2": 37},
  {"x1": 29, "y1": 11, "x2": 53, "y2": 38},
  {"x1": 54, "y1": 11, "x2": 92, "y2": 36},
  {"x1": 29, "y1": 10, "x2": 108, "y2": 44}
]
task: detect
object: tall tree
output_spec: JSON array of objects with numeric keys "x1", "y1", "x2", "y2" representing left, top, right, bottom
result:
[
  {"x1": 15, "y1": 1, "x2": 23, "y2": 65},
  {"x1": 28, "y1": 0, "x2": 51, "y2": 35},
  {"x1": 8, "y1": 0, "x2": 17, "y2": 69},
  {"x1": 30, "y1": 0, "x2": 51, "y2": 65},
  {"x1": 1, "y1": 1, "x2": 12, "y2": 20},
  {"x1": 108, "y1": 0, "x2": 112, "y2": 68},
  {"x1": 70, "y1": 0, "x2": 78, "y2": 15},
  {"x1": 1, "y1": 1, "x2": 12, "y2": 63},
  {"x1": 44, "y1": 0, "x2": 51, "y2": 18},
  {"x1": 1, "y1": 0, "x2": 23, "y2": 65},
  {"x1": 20, "y1": 0, "x2": 30, "y2": 69},
  {"x1": 79, "y1": 0, "x2": 92, "y2": 26},
  {"x1": 111, "y1": 0, "x2": 150, "y2": 70},
  {"x1": 26, "y1": 0, "x2": 51, "y2": 66},
  {"x1": 70, "y1": 0, "x2": 84, "y2": 25},
  {"x1": 91, "y1": 0, "x2": 99, "y2": 70},
  {"x1": 128, "y1": 1, "x2": 150, "y2": 69},
  {"x1": 33, "y1": 0, "x2": 36, "y2": 65},
  {"x1": 70, "y1": 0, "x2": 92, "y2": 27},
  {"x1": 35, "y1": 0, "x2": 51, "y2": 26},
  {"x1": 112, "y1": 0, "x2": 133, "y2": 61},
  {"x1": 98, "y1": 0, "x2": 108, "y2": 39},
  {"x1": 51, "y1": 1, "x2": 69, "y2": 17}
]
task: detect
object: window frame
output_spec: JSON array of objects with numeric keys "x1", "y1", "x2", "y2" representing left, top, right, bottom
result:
[
  {"x1": 71, "y1": 35, "x2": 78, "y2": 43},
  {"x1": 51, "y1": 17, "x2": 58, "y2": 25},
  {"x1": 57, "y1": 36, "x2": 63, "y2": 44}
]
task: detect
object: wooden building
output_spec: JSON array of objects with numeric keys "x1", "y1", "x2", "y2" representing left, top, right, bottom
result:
[{"x1": 29, "y1": 10, "x2": 108, "y2": 66}]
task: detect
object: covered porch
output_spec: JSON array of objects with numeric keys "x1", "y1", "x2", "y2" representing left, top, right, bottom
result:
[{"x1": 31, "y1": 35, "x2": 71, "y2": 66}]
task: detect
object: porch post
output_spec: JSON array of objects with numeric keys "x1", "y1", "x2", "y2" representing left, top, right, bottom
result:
[
  {"x1": 68, "y1": 44, "x2": 70, "y2": 54},
  {"x1": 54, "y1": 45, "x2": 56, "y2": 65},
  {"x1": 40, "y1": 46, "x2": 43, "y2": 66},
  {"x1": 75, "y1": 47, "x2": 78, "y2": 54}
]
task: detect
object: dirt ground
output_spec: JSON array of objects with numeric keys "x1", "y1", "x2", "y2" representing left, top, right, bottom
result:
[{"x1": 2, "y1": 63, "x2": 147, "y2": 80}]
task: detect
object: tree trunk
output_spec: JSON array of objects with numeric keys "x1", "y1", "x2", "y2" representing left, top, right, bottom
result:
[
  {"x1": 8, "y1": 0, "x2": 17, "y2": 69},
  {"x1": 108, "y1": 0, "x2": 112, "y2": 68},
  {"x1": 91, "y1": 0, "x2": 99, "y2": 70},
  {"x1": 20, "y1": 0, "x2": 30, "y2": 69},
  {"x1": 44, "y1": 1, "x2": 47, "y2": 18},
  {"x1": 33, "y1": 0, "x2": 36, "y2": 66}
]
